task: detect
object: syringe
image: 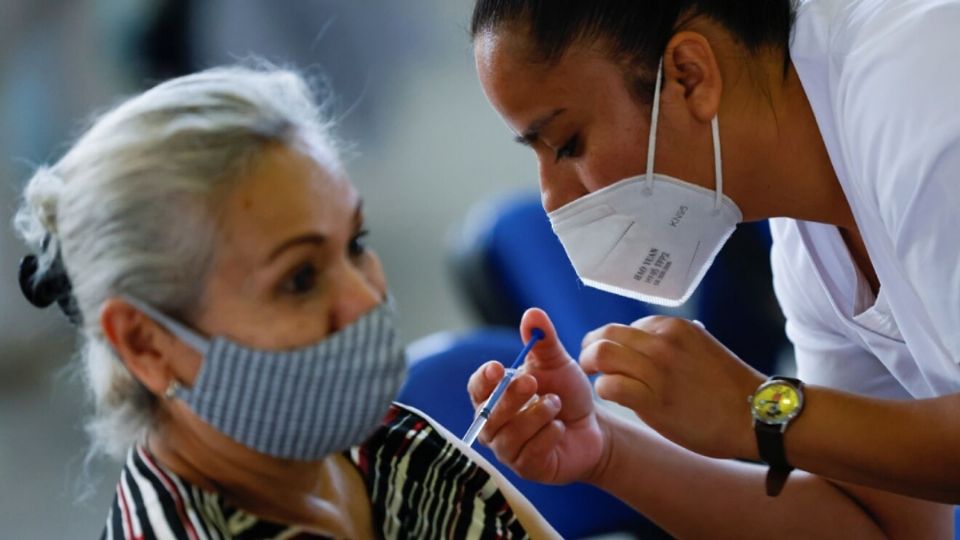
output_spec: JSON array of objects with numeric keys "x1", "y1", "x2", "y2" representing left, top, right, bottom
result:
[{"x1": 462, "y1": 328, "x2": 545, "y2": 446}]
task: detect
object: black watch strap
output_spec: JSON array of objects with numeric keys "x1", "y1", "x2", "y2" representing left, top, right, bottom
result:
[
  {"x1": 755, "y1": 422, "x2": 790, "y2": 468},
  {"x1": 765, "y1": 465, "x2": 792, "y2": 497},
  {"x1": 755, "y1": 421, "x2": 793, "y2": 496}
]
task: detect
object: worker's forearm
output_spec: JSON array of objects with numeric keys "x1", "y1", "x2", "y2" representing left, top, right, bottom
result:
[
  {"x1": 589, "y1": 409, "x2": 886, "y2": 540},
  {"x1": 781, "y1": 387, "x2": 960, "y2": 502}
]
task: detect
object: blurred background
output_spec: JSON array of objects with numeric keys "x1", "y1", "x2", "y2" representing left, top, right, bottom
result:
[{"x1": 0, "y1": 1, "x2": 789, "y2": 538}]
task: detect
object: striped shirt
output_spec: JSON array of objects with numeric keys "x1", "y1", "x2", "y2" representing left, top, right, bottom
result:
[{"x1": 101, "y1": 404, "x2": 530, "y2": 539}]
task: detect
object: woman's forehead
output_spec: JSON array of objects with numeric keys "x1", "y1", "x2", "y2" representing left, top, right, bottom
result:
[{"x1": 217, "y1": 145, "x2": 357, "y2": 253}]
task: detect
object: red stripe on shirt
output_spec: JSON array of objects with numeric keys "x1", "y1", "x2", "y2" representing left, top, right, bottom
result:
[
  {"x1": 137, "y1": 447, "x2": 200, "y2": 540},
  {"x1": 118, "y1": 481, "x2": 143, "y2": 540}
]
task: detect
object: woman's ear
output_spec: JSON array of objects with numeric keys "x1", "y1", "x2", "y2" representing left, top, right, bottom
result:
[
  {"x1": 100, "y1": 298, "x2": 182, "y2": 397},
  {"x1": 663, "y1": 31, "x2": 723, "y2": 123}
]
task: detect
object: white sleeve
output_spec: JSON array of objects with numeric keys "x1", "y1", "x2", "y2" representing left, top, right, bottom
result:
[
  {"x1": 835, "y1": 1, "x2": 960, "y2": 361},
  {"x1": 769, "y1": 219, "x2": 912, "y2": 399}
]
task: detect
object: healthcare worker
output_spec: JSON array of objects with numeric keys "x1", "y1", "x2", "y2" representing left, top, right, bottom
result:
[{"x1": 467, "y1": 0, "x2": 960, "y2": 537}]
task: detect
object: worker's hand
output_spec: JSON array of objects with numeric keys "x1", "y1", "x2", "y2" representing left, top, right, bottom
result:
[
  {"x1": 467, "y1": 308, "x2": 604, "y2": 484},
  {"x1": 581, "y1": 316, "x2": 765, "y2": 461}
]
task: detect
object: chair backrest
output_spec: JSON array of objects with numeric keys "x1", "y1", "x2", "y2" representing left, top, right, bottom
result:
[
  {"x1": 398, "y1": 328, "x2": 664, "y2": 539},
  {"x1": 449, "y1": 192, "x2": 656, "y2": 355}
]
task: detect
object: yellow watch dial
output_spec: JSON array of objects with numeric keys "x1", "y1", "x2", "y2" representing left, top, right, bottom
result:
[{"x1": 751, "y1": 382, "x2": 801, "y2": 424}]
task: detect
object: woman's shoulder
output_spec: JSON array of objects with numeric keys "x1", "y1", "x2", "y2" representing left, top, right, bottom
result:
[
  {"x1": 348, "y1": 402, "x2": 472, "y2": 483},
  {"x1": 349, "y1": 402, "x2": 534, "y2": 539}
]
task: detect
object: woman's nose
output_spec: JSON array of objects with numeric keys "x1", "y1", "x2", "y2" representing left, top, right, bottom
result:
[{"x1": 328, "y1": 261, "x2": 382, "y2": 333}]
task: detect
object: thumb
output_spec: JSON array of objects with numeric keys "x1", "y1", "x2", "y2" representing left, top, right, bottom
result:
[{"x1": 520, "y1": 308, "x2": 570, "y2": 370}]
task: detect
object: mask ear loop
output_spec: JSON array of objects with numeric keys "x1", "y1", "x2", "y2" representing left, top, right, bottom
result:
[
  {"x1": 711, "y1": 115, "x2": 723, "y2": 212},
  {"x1": 646, "y1": 57, "x2": 725, "y2": 213},
  {"x1": 121, "y1": 295, "x2": 211, "y2": 355},
  {"x1": 644, "y1": 58, "x2": 665, "y2": 195}
]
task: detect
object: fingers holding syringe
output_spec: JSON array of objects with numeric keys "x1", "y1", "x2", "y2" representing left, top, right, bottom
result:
[
  {"x1": 476, "y1": 372, "x2": 543, "y2": 445},
  {"x1": 466, "y1": 361, "x2": 535, "y2": 429},
  {"x1": 466, "y1": 359, "x2": 560, "y2": 446},
  {"x1": 467, "y1": 361, "x2": 505, "y2": 410},
  {"x1": 487, "y1": 393, "x2": 563, "y2": 464}
]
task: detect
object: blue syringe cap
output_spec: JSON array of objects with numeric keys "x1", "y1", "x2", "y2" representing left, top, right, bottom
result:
[{"x1": 530, "y1": 328, "x2": 545, "y2": 340}]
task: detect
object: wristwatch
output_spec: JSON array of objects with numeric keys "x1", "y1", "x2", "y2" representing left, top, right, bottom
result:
[{"x1": 748, "y1": 376, "x2": 804, "y2": 497}]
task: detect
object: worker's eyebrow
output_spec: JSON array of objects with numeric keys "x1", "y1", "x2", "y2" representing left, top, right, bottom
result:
[{"x1": 514, "y1": 109, "x2": 566, "y2": 146}]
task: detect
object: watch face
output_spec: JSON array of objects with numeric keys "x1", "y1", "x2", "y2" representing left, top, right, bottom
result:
[{"x1": 750, "y1": 381, "x2": 803, "y2": 425}]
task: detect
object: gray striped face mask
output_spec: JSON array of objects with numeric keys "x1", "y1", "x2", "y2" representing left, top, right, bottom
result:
[{"x1": 124, "y1": 297, "x2": 407, "y2": 461}]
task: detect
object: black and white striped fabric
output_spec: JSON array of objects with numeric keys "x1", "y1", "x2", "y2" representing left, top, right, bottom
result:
[
  {"x1": 353, "y1": 405, "x2": 530, "y2": 539},
  {"x1": 127, "y1": 297, "x2": 407, "y2": 461},
  {"x1": 102, "y1": 404, "x2": 531, "y2": 539}
]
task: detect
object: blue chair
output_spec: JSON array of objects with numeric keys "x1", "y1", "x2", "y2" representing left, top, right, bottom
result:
[
  {"x1": 449, "y1": 190, "x2": 787, "y2": 375},
  {"x1": 399, "y1": 328, "x2": 668, "y2": 539},
  {"x1": 955, "y1": 507, "x2": 960, "y2": 539},
  {"x1": 448, "y1": 191, "x2": 657, "y2": 356}
]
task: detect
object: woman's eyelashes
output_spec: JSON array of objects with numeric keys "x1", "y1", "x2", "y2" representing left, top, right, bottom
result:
[
  {"x1": 554, "y1": 134, "x2": 580, "y2": 162},
  {"x1": 349, "y1": 229, "x2": 369, "y2": 258}
]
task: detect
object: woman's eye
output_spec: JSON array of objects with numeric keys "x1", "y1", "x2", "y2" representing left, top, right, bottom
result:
[
  {"x1": 554, "y1": 135, "x2": 580, "y2": 162},
  {"x1": 283, "y1": 263, "x2": 317, "y2": 295},
  {"x1": 349, "y1": 230, "x2": 369, "y2": 257}
]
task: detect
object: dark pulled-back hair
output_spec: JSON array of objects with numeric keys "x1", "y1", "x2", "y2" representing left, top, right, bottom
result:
[{"x1": 471, "y1": 0, "x2": 796, "y2": 100}]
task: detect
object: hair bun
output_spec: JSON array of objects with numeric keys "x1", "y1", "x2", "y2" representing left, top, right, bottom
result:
[
  {"x1": 18, "y1": 252, "x2": 79, "y2": 324},
  {"x1": 19, "y1": 254, "x2": 57, "y2": 307},
  {"x1": 18, "y1": 253, "x2": 72, "y2": 308}
]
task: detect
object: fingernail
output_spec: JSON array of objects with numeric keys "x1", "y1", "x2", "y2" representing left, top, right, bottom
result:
[
  {"x1": 484, "y1": 364, "x2": 497, "y2": 380},
  {"x1": 544, "y1": 394, "x2": 560, "y2": 409}
]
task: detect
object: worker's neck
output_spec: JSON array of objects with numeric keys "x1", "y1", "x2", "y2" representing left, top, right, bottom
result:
[{"x1": 746, "y1": 60, "x2": 855, "y2": 230}]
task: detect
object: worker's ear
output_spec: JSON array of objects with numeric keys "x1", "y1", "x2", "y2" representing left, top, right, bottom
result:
[
  {"x1": 662, "y1": 31, "x2": 723, "y2": 123},
  {"x1": 100, "y1": 298, "x2": 195, "y2": 397}
]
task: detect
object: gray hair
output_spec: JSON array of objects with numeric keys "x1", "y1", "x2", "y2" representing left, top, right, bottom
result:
[{"x1": 14, "y1": 64, "x2": 340, "y2": 460}]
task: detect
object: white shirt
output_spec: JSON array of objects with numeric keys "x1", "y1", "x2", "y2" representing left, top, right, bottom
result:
[{"x1": 771, "y1": 0, "x2": 960, "y2": 399}]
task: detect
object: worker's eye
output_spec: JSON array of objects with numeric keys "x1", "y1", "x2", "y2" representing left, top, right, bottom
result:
[
  {"x1": 555, "y1": 135, "x2": 580, "y2": 162},
  {"x1": 349, "y1": 230, "x2": 369, "y2": 258}
]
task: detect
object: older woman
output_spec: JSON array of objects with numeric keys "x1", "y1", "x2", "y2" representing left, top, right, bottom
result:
[{"x1": 15, "y1": 65, "x2": 556, "y2": 539}]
